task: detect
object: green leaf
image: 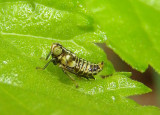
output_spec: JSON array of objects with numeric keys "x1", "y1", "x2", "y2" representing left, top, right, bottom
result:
[
  {"x1": 86, "y1": 0, "x2": 160, "y2": 73},
  {"x1": 0, "y1": 1, "x2": 160, "y2": 114}
]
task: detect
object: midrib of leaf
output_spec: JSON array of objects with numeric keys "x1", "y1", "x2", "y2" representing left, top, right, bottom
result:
[{"x1": 0, "y1": 1, "x2": 93, "y2": 40}]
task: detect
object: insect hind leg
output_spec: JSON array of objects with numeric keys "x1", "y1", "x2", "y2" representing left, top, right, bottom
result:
[
  {"x1": 89, "y1": 76, "x2": 95, "y2": 80},
  {"x1": 62, "y1": 69, "x2": 79, "y2": 88},
  {"x1": 86, "y1": 75, "x2": 95, "y2": 80},
  {"x1": 81, "y1": 75, "x2": 95, "y2": 80}
]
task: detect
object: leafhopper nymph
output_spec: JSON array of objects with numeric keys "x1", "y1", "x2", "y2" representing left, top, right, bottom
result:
[{"x1": 37, "y1": 43, "x2": 104, "y2": 87}]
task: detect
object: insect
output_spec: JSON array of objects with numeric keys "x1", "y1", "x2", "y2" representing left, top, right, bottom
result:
[{"x1": 36, "y1": 43, "x2": 104, "y2": 87}]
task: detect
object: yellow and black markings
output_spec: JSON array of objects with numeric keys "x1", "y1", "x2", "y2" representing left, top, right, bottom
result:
[{"x1": 37, "y1": 43, "x2": 104, "y2": 88}]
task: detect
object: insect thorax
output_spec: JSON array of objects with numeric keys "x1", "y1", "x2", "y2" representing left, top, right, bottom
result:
[{"x1": 56, "y1": 48, "x2": 76, "y2": 68}]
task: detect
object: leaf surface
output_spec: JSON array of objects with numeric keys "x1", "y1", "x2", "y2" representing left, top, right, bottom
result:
[
  {"x1": 86, "y1": 0, "x2": 160, "y2": 73},
  {"x1": 0, "y1": 1, "x2": 160, "y2": 114}
]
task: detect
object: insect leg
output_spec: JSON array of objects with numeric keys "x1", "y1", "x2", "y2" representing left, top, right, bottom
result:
[
  {"x1": 39, "y1": 51, "x2": 52, "y2": 61},
  {"x1": 63, "y1": 69, "x2": 79, "y2": 88},
  {"x1": 46, "y1": 51, "x2": 52, "y2": 60},
  {"x1": 89, "y1": 76, "x2": 95, "y2": 80},
  {"x1": 36, "y1": 58, "x2": 55, "y2": 70}
]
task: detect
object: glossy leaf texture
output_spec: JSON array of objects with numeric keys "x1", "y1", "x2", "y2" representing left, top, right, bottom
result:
[
  {"x1": 0, "y1": 1, "x2": 160, "y2": 115},
  {"x1": 86, "y1": 0, "x2": 160, "y2": 73}
]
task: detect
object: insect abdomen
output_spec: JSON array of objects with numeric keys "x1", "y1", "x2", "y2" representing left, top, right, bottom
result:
[
  {"x1": 75, "y1": 57, "x2": 104, "y2": 79},
  {"x1": 57, "y1": 45, "x2": 104, "y2": 79}
]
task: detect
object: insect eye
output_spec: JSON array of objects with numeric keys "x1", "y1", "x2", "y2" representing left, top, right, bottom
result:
[{"x1": 53, "y1": 47, "x2": 62, "y2": 56}]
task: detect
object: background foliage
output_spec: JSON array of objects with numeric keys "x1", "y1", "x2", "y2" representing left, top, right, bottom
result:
[{"x1": 86, "y1": 0, "x2": 160, "y2": 73}]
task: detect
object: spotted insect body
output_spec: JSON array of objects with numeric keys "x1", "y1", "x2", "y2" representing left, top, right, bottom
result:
[{"x1": 38, "y1": 43, "x2": 104, "y2": 81}]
